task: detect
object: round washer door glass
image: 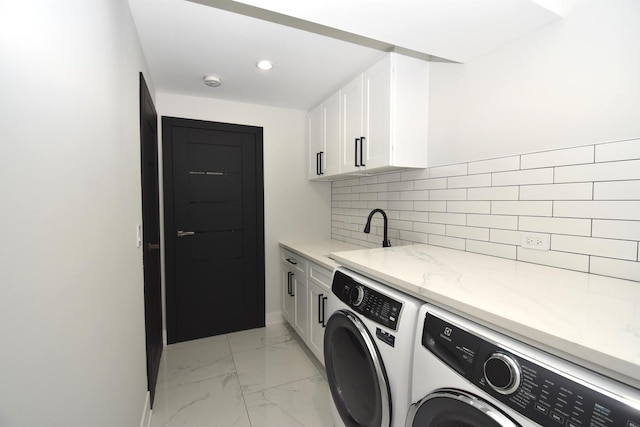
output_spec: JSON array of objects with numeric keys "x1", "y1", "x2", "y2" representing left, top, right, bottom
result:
[
  {"x1": 408, "y1": 389, "x2": 520, "y2": 427},
  {"x1": 324, "y1": 309, "x2": 391, "y2": 427}
]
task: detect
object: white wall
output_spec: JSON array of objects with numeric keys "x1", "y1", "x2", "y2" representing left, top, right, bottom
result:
[
  {"x1": 428, "y1": 0, "x2": 640, "y2": 166},
  {"x1": 0, "y1": 1, "x2": 151, "y2": 425},
  {"x1": 157, "y1": 93, "x2": 331, "y2": 322}
]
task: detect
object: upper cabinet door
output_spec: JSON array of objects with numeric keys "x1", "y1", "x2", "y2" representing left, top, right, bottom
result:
[
  {"x1": 341, "y1": 74, "x2": 364, "y2": 174},
  {"x1": 363, "y1": 54, "x2": 392, "y2": 171},
  {"x1": 307, "y1": 104, "x2": 323, "y2": 180},
  {"x1": 323, "y1": 91, "x2": 341, "y2": 177}
]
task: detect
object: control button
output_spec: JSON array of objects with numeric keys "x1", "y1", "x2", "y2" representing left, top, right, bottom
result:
[
  {"x1": 483, "y1": 352, "x2": 521, "y2": 395},
  {"x1": 349, "y1": 285, "x2": 365, "y2": 307},
  {"x1": 567, "y1": 421, "x2": 580, "y2": 427},
  {"x1": 534, "y1": 403, "x2": 548, "y2": 415},
  {"x1": 549, "y1": 411, "x2": 564, "y2": 424}
]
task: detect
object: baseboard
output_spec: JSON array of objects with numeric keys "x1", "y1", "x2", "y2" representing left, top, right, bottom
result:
[
  {"x1": 139, "y1": 391, "x2": 151, "y2": 427},
  {"x1": 265, "y1": 311, "x2": 283, "y2": 325}
]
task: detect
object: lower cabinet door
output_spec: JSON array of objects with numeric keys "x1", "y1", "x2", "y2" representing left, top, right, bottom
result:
[
  {"x1": 281, "y1": 265, "x2": 295, "y2": 325},
  {"x1": 308, "y1": 282, "x2": 328, "y2": 365},
  {"x1": 293, "y1": 276, "x2": 308, "y2": 341}
]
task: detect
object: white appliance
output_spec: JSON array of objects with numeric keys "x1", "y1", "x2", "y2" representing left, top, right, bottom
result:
[
  {"x1": 409, "y1": 303, "x2": 640, "y2": 427},
  {"x1": 323, "y1": 267, "x2": 421, "y2": 427}
]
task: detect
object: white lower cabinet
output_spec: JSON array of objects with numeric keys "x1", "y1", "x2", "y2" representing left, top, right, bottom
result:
[
  {"x1": 281, "y1": 248, "x2": 333, "y2": 365},
  {"x1": 281, "y1": 250, "x2": 308, "y2": 342}
]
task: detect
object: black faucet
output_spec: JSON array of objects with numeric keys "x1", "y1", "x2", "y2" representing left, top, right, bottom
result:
[{"x1": 363, "y1": 208, "x2": 391, "y2": 248}]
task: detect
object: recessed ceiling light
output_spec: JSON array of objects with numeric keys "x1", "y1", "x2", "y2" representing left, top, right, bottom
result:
[
  {"x1": 203, "y1": 75, "x2": 222, "y2": 87},
  {"x1": 256, "y1": 60, "x2": 273, "y2": 71}
]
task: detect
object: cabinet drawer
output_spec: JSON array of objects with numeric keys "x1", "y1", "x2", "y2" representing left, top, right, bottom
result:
[
  {"x1": 308, "y1": 261, "x2": 333, "y2": 291},
  {"x1": 281, "y1": 249, "x2": 307, "y2": 275}
]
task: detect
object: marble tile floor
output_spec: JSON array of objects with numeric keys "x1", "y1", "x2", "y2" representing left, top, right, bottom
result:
[{"x1": 150, "y1": 322, "x2": 335, "y2": 427}]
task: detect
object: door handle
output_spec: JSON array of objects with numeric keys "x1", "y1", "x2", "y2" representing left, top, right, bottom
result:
[
  {"x1": 148, "y1": 243, "x2": 160, "y2": 250},
  {"x1": 287, "y1": 272, "x2": 293, "y2": 296},
  {"x1": 286, "y1": 258, "x2": 297, "y2": 265},
  {"x1": 318, "y1": 293, "x2": 323, "y2": 325},
  {"x1": 360, "y1": 136, "x2": 366, "y2": 167},
  {"x1": 177, "y1": 230, "x2": 195, "y2": 237},
  {"x1": 319, "y1": 151, "x2": 324, "y2": 175},
  {"x1": 321, "y1": 295, "x2": 328, "y2": 327},
  {"x1": 354, "y1": 138, "x2": 360, "y2": 167}
]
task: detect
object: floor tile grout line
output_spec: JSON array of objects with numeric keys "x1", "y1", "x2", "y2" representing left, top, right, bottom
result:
[{"x1": 228, "y1": 334, "x2": 254, "y2": 427}]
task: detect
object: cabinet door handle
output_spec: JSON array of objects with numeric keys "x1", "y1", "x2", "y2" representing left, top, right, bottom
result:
[
  {"x1": 360, "y1": 136, "x2": 366, "y2": 167},
  {"x1": 316, "y1": 152, "x2": 320, "y2": 175},
  {"x1": 321, "y1": 295, "x2": 328, "y2": 327},
  {"x1": 355, "y1": 138, "x2": 360, "y2": 167},
  {"x1": 317, "y1": 293, "x2": 324, "y2": 325},
  {"x1": 287, "y1": 272, "x2": 293, "y2": 296},
  {"x1": 319, "y1": 151, "x2": 324, "y2": 175},
  {"x1": 286, "y1": 258, "x2": 297, "y2": 265}
]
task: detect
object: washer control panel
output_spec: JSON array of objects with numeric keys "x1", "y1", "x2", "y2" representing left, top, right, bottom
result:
[
  {"x1": 332, "y1": 270, "x2": 402, "y2": 331},
  {"x1": 423, "y1": 313, "x2": 640, "y2": 427}
]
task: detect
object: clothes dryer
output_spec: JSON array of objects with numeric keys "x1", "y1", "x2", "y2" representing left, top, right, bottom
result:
[
  {"x1": 409, "y1": 304, "x2": 640, "y2": 427},
  {"x1": 324, "y1": 267, "x2": 422, "y2": 427}
]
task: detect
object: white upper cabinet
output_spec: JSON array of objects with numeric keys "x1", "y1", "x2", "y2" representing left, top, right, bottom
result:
[
  {"x1": 308, "y1": 91, "x2": 341, "y2": 179},
  {"x1": 308, "y1": 52, "x2": 429, "y2": 180}
]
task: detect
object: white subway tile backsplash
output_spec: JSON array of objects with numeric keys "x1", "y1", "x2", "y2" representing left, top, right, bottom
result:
[
  {"x1": 414, "y1": 201, "x2": 446, "y2": 212},
  {"x1": 400, "y1": 210, "x2": 430, "y2": 223},
  {"x1": 517, "y1": 248, "x2": 589, "y2": 272},
  {"x1": 551, "y1": 235, "x2": 638, "y2": 260},
  {"x1": 389, "y1": 180, "x2": 414, "y2": 192},
  {"x1": 467, "y1": 240, "x2": 517, "y2": 259},
  {"x1": 554, "y1": 201, "x2": 640, "y2": 221},
  {"x1": 429, "y1": 212, "x2": 466, "y2": 226},
  {"x1": 492, "y1": 201, "x2": 552, "y2": 216},
  {"x1": 447, "y1": 201, "x2": 491, "y2": 214},
  {"x1": 555, "y1": 160, "x2": 640, "y2": 183},
  {"x1": 593, "y1": 180, "x2": 640, "y2": 200},
  {"x1": 430, "y1": 188, "x2": 467, "y2": 201},
  {"x1": 429, "y1": 163, "x2": 468, "y2": 178},
  {"x1": 490, "y1": 229, "x2": 521, "y2": 245},
  {"x1": 399, "y1": 230, "x2": 429, "y2": 244},
  {"x1": 331, "y1": 137, "x2": 640, "y2": 282},
  {"x1": 519, "y1": 216, "x2": 592, "y2": 236},
  {"x1": 468, "y1": 156, "x2": 520, "y2": 174},
  {"x1": 448, "y1": 174, "x2": 492, "y2": 189},
  {"x1": 415, "y1": 178, "x2": 447, "y2": 190},
  {"x1": 468, "y1": 186, "x2": 519, "y2": 201},
  {"x1": 590, "y1": 257, "x2": 640, "y2": 281},
  {"x1": 595, "y1": 138, "x2": 640, "y2": 162},
  {"x1": 468, "y1": 214, "x2": 518, "y2": 230},
  {"x1": 414, "y1": 222, "x2": 446, "y2": 235},
  {"x1": 401, "y1": 190, "x2": 429, "y2": 201},
  {"x1": 521, "y1": 146, "x2": 594, "y2": 169},
  {"x1": 519, "y1": 183, "x2": 593, "y2": 201},
  {"x1": 492, "y1": 168, "x2": 554, "y2": 186},
  {"x1": 446, "y1": 225, "x2": 489, "y2": 241},
  {"x1": 429, "y1": 234, "x2": 466, "y2": 251},
  {"x1": 592, "y1": 220, "x2": 640, "y2": 241}
]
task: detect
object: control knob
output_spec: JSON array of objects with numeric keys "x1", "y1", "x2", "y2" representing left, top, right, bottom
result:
[
  {"x1": 483, "y1": 352, "x2": 521, "y2": 395},
  {"x1": 349, "y1": 285, "x2": 365, "y2": 307}
]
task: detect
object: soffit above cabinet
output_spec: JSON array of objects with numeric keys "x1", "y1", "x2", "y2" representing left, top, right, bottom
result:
[{"x1": 202, "y1": 0, "x2": 563, "y2": 63}]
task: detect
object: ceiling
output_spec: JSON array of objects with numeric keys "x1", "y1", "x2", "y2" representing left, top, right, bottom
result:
[{"x1": 127, "y1": 0, "x2": 562, "y2": 111}]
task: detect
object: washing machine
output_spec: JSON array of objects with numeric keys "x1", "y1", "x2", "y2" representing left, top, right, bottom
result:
[
  {"x1": 324, "y1": 267, "x2": 422, "y2": 427},
  {"x1": 408, "y1": 303, "x2": 640, "y2": 427}
]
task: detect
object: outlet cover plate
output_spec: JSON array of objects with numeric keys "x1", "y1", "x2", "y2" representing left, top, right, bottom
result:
[{"x1": 521, "y1": 233, "x2": 550, "y2": 250}]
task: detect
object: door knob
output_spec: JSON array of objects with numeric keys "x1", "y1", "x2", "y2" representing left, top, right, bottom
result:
[{"x1": 177, "y1": 230, "x2": 195, "y2": 237}]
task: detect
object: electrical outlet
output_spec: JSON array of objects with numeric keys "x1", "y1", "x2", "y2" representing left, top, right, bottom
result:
[{"x1": 521, "y1": 233, "x2": 550, "y2": 250}]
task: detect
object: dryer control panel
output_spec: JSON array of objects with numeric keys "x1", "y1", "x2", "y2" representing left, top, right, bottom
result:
[
  {"x1": 423, "y1": 313, "x2": 640, "y2": 427},
  {"x1": 332, "y1": 270, "x2": 402, "y2": 331}
]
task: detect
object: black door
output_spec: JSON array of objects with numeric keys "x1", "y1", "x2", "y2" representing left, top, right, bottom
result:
[
  {"x1": 324, "y1": 310, "x2": 391, "y2": 427},
  {"x1": 139, "y1": 73, "x2": 162, "y2": 407},
  {"x1": 162, "y1": 117, "x2": 265, "y2": 344}
]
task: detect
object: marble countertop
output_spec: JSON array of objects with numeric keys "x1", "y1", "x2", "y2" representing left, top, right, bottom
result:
[
  {"x1": 328, "y1": 244, "x2": 640, "y2": 389},
  {"x1": 279, "y1": 239, "x2": 363, "y2": 270}
]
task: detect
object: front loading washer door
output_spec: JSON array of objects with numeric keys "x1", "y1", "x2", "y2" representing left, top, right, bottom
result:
[
  {"x1": 407, "y1": 389, "x2": 521, "y2": 427},
  {"x1": 324, "y1": 309, "x2": 391, "y2": 427}
]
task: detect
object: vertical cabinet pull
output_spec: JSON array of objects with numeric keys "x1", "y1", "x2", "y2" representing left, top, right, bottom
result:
[
  {"x1": 287, "y1": 272, "x2": 293, "y2": 296},
  {"x1": 319, "y1": 151, "x2": 324, "y2": 175},
  {"x1": 317, "y1": 293, "x2": 324, "y2": 325},
  {"x1": 360, "y1": 137, "x2": 366, "y2": 167},
  {"x1": 354, "y1": 138, "x2": 360, "y2": 167},
  {"x1": 321, "y1": 295, "x2": 328, "y2": 327}
]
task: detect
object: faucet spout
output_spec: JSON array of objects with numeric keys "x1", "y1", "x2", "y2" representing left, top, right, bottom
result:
[{"x1": 363, "y1": 208, "x2": 391, "y2": 248}]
